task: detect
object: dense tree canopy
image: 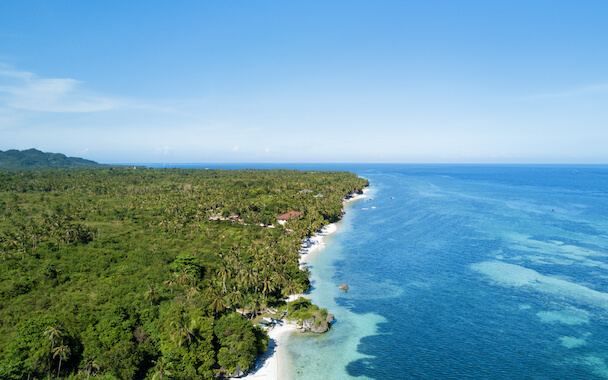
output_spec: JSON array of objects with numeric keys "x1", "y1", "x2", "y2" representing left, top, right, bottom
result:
[{"x1": 0, "y1": 168, "x2": 368, "y2": 379}]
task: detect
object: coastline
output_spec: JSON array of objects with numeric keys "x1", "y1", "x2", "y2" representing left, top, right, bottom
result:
[
  {"x1": 242, "y1": 188, "x2": 368, "y2": 380},
  {"x1": 240, "y1": 322, "x2": 299, "y2": 379}
]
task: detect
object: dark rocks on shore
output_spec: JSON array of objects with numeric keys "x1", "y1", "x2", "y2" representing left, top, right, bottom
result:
[
  {"x1": 338, "y1": 283, "x2": 348, "y2": 291},
  {"x1": 223, "y1": 365, "x2": 245, "y2": 378},
  {"x1": 300, "y1": 313, "x2": 335, "y2": 333}
]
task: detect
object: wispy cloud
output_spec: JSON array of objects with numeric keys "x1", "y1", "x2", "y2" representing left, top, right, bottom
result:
[
  {"x1": 155, "y1": 146, "x2": 172, "y2": 155},
  {"x1": 524, "y1": 83, "x2": 608, "y2": 100},
  {"x1": 0, "y1": 64, "x2": 125, "y2": 112}
]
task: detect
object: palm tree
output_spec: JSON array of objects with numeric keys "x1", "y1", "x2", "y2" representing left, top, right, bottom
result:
[
  {"x1": 247, "y1": 293, "x2": 263, "y2": 320},
  {"x1": 225, "y1": 287, "x2": 244, "y2": 311},
  {"x1": 164, "y1": 275, "x2": 176, "y2": 295},
  {"x1": 144, "y1": 284, "x2": 159, "y2": 306},
  {"x1": 53, "y1": 344, "x2": 70, "y2": 379},
  {"x1": 185, "y1": 284, "x2": 200, "y2": 301},
  {"x1": 170, "y1": 315, "x2": 196, "y2": 348},
  {"x1": 217, "y1": 262, "x2": 230, "y2": 293},
  {"x1": 83, "y1": 359, "x2": 100, "y2": 380},
  {"x1": 44, "y1": 326, "x2": 62, "y2": 379},
  {"x1": 282, "y1": 281, "x2": 303, "y2": 316},
  {"x1": 260, "y1": 271, "x2": 277, "y2": 306},
  {"x1": 176, "y1": 269, "x2": 194, "y2": 287},
  {"x1": 205, "y1": 283, "x2": 226, "y2": 317}
]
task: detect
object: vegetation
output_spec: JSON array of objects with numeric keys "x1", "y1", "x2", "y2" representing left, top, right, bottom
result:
[
  {"x1": 0, "y1": 149, "x2": 105, "y2": 170},
  {"x1": 0, "y1": 167, "x2": 368, "y2": 379}
]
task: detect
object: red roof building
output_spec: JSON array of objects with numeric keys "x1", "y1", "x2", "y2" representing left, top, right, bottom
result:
[{"x1": 276, "y1": 211, "x2": 302, "y2": 221}]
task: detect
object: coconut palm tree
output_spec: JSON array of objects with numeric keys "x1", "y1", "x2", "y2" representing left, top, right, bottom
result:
[
  {"x1": 261, "y1": 271, "x2": 276, "y2": 305},
  {"x1": 247, "y1": 293, "x2": 263, "y2": 320},
  {"x1": 205, "y1": 283, "x2": 225, "y2": 317},
  {"x1": 224, "y1": 286, "x2": 245, "y2": 313},
  {"x1": 44, "y1": 326, "x2": 62, "y2": 379},
  {"x1": 164, "y1": 274, "x2": 176, "y2": 295},
  {"x1": 282, "y1": 281, "x2": 303, "y2": 316},
  {"x1": 144, "y1": 284, "x2": 159, "y2": 306},
  {"x1": 83, "y1": 358, "x2": 100, "y2": 380},
  {"x1": 170, "y1": 315, "x2": 195, "y2": 348},
  {"x1": 176, "y1": 269, "x2": 194, "y2": 287},
  {"x1": 185, "y1": 284, "x2": 200, "y2": 301},
  {"x1": 216, "y1": 262, "x2": 230, "y2": 294},
  {"x1": 52, "y1": 343, "x2": 70, "y2": 379}
]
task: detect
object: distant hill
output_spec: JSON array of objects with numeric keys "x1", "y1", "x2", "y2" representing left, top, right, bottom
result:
[{"x1": 0, "y1": 149, "x2": 105, "y2": 169}]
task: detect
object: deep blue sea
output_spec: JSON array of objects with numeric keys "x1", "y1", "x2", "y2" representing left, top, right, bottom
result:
[{"x1": 143, "y1": 163, "x2": 608, "y2": 379}]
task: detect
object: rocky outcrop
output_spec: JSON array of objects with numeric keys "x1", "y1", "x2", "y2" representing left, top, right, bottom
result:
[
  {"x1": 338, "y1": 283, "x2": 348, "y2": 291},
  {"x1": 226, "y1": 365, "x2": 245, "y2": 378},
  {"x1": 299, "y1": 313, "x2": 335, "y2": 333}
]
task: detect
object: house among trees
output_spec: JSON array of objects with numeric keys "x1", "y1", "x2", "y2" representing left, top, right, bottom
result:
[{"x1": 276, "y1": 211, "x2": 302, "y2": 225}]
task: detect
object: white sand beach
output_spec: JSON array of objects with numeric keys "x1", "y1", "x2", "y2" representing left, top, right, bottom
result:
[
  {"x1": 241, "y1": 322, "x2": 299, "y2": 380},
  {"x1": 298, "y1": 189, "x2": 368, "y2": 269},
  {"x1": 243, "y1": 188, "x2": 368, "y2": 380}
]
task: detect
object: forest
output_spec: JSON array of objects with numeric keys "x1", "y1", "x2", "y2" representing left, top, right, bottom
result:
[{"x1": 0, "y1": 167, "x2": 368, "y2": 379}]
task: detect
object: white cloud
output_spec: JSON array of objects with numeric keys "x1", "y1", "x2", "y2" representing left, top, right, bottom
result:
[
  {"x1": 0, "y1": 64, "x2": 124, "y2": 112},
  {"x1": 232, "y1": 145, "x2": 240, "y2": 151}
]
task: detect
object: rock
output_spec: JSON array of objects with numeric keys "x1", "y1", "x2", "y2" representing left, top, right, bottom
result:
[
  {"x1": 311, "y1": 320, "x2": 329, "y2": 333},
  {"x1": 326, "y1": 313, "x2": 335, "y2": 323},
  {"x1": 299, "y1": 315, "x2": 332, "y2": 333},
  {"x1": 300, "y1": 317, "x2": 314, "y2": 331},
  {"x1": 226, "y1": 365, "x2": 245, "y2": 378},
  {"x1": 338, "y1": 283, "x2": 348, "y2": 291}
]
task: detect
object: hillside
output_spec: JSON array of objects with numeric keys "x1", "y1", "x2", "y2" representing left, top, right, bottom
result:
[{"x1": 0, "y1": 149, "x2": 104, "y2": 169}]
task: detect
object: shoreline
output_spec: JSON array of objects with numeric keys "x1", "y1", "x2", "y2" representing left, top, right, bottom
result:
[
  {"x1": 240, "y1": 322, "x2": 299, "y2": 379},
  {"x1": 242, "y1": 188, "x2": 368, "y2": 380}
]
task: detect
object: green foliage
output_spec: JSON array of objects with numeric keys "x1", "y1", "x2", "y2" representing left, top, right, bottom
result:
[
  {"x1": 290, "y1": 297, "x2": 328, "y2": 322},
  {"x1": 170, "y1": 253, "x2": 204, "y2": 280},
  {"x1": 0, "y1": 167, "x2": 368, "y2": 378},
  {"x1": 214, "y1": 312, "x2": 267, "y2": 375},
  {"x1": 1, "y1": 314, "x2": 58, "y2": 376},
  {"x1": 319, "y1": 308, "x2": 328, "y2": 320},
  {"x1": 156, "y1": 303, "x2": 216, "y2": 379}
]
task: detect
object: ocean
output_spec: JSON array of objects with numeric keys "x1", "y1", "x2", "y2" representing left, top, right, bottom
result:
[{"x1": 149, "y1": 163, "x2": 608, "y2": 379}]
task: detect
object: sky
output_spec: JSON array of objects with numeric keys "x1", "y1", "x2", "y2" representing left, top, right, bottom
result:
[{"x1": 1, "y1": 1, "x2": 607, "y2": 164}]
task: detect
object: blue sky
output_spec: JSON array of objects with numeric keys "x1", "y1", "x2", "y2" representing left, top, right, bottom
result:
[{"x1": 1, "y1": 1, "x2": 607, "y2": 164}]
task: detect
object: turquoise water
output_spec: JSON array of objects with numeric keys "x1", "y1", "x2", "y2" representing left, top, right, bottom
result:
[
  {"x1": 282, "y1": 165, "x2": 608, "y2": 379},
  {"x1": 146, "y1": 163, "x2": 608, "y2": 379}
]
